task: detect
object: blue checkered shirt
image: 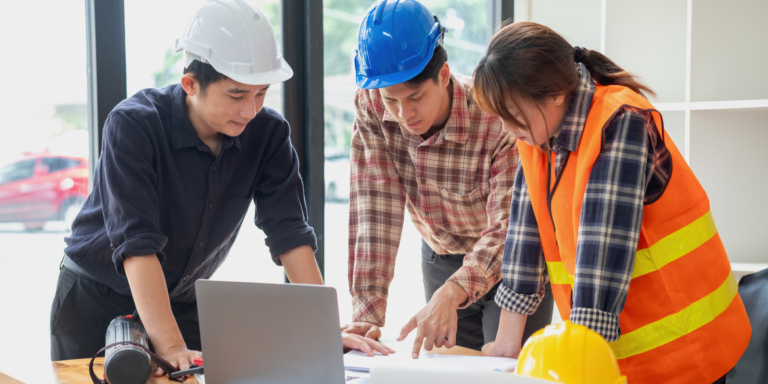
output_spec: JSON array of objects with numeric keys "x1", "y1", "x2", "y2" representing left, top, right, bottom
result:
[{"x1": 494, "y1": 64, "x2": 671, "y2": 341}]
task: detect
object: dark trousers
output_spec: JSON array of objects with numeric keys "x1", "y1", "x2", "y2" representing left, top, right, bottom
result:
[
  {"x1": 50, "y1": 267, "x2": 201, "y2": 361},
  {"x1": 421, "y1": 241, "x2": 554, "y2": 351}
]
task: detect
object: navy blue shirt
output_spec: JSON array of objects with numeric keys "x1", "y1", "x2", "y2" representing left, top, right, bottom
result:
[{"x1": 65, "y1": 84, "x2": 316, "y2": 302}]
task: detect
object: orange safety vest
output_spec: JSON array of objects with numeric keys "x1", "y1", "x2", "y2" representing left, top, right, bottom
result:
[{"x1": 517, "y1": 84, "x2": 751, "y2": 383}]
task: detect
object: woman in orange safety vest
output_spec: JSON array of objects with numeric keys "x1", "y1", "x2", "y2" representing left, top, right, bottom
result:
[{"x1": 472, "y1": 22, "x2": 751, "y2": 384}]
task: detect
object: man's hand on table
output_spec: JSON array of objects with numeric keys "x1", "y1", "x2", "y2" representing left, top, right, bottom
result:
[
  {"x1": 397, "y1": 281, "x2": 468, "y2": 359},
  {"x1": 154, "y1": 344, "x2": 202, "y2": 378},
  {"x1": 342, "y1": 322, "x2": 381, "y2": 340},
  {"x1": 341, "y1": 322, "x2": 394, "y2": 357}
]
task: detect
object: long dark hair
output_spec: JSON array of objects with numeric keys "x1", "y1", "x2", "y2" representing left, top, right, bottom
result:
[{"x1": 472, "y1": 22, "x2": 655, "y2": 132}]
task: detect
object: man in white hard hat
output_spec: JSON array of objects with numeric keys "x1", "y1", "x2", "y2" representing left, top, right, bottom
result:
[{"x1": 50, "y1": 0, "x2": 391, "y2": 374}]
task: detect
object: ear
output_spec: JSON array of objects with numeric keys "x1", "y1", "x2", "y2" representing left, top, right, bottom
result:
[
  {"x1": 439, "y1": 62, "x2": 451, "y2": 88},
  {"x1": 181, "y1": 73, "x2": 198, "y2": 96},
  {"x1": 550, "y1": 92, "x2": 566, "y2": 107}
]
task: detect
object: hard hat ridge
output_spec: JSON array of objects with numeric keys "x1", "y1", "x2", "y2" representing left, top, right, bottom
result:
[{"x1": 174, "y1": 0, "x2": 293, "y2": 85}]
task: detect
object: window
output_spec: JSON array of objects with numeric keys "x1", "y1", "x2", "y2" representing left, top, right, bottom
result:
[
  {"x1": 0, "y1": 0, "x2": 89, "y2": 380},
  {"x1": 323, "y1": 0, "x2": 488, "y2": 337}
]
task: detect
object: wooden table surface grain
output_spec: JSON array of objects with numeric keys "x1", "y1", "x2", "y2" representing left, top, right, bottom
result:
[{"x1": 43, "y1": 345, "x2": 481, "y2": 383}]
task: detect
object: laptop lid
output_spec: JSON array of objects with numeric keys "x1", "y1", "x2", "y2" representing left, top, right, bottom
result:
[{"x1": 195, "y1": 280, "x2": 345, "y2": 384}]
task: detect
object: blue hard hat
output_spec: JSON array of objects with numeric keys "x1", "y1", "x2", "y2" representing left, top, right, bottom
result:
[{"x1": 355, "y1": 0, "x2": 447, "y2": 89}]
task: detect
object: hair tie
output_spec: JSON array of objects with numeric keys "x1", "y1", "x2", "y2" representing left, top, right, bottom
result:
[{"x1": 573, "y1": 46, "x2": 587, "y2": 63}]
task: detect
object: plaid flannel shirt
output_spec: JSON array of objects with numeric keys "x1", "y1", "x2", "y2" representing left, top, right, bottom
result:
[
  {"x1": 495, "y1": 64, "x2": 671, "y2": 341},
  {"x1": 349, "y1": 74, "x2": 518, "y2": 326}
]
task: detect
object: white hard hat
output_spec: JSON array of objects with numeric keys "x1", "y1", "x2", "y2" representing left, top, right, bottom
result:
[{"x1": 173, "y1": 0, "x2": 293, "y2": 85}]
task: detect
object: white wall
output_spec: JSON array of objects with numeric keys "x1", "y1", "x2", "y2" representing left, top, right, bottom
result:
[
  {"x1": 606, "y1": 0, "x2": 687, "y2": 103},
  {"x1": 691, "y1": 0, "x2": 768, "y2": 102},
  {"x1": 525, "y1": 0, "x2": 602, "y2": 49},
  {"x1": 690, "y1": 109, "x2": 768, "y2": 263}
]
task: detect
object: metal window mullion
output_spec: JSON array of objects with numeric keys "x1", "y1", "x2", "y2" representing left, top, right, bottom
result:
[
  {"x1": 487, "y1": 0, "x2": 515, "y2": 43},
  {"x1": 282, "y1": 0, "x2": 325, "y2": 281},
  {"x1": 85, "y1": 0, "x2": 127, "y2": 179}
]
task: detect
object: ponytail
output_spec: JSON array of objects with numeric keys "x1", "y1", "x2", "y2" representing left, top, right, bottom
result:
[{"x1": 577, "y1": 47, "x2": 655, "y2": 99}]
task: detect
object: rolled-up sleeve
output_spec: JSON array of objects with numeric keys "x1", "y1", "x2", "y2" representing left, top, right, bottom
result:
[
  {"x1": 254, "y1": 120, "x2": 317, "y2": 264},
  {"x1": 98, "y1": 111, "x2": 168, "y2": 275}
]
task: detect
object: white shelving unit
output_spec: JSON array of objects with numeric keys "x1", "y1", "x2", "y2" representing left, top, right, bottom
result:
[{"x1": 515, "y1": 0, "x2": 768, "y2": 265}]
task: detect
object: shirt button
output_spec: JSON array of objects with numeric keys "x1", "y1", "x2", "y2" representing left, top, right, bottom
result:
[
  {"x1": 424, "y1": 212, "x2": 429, "y2": 217},
  {"x1": 212, "y1": 165, "x2": 217, "y2": 171},
  {"x1": 475, "y1": 291, "x2": 481, "y2": 297},
  {"x1": 199, "y1": 241, "x2": 204, "y2": 248},
  {"x1": 208, "y1": 202, "x2": 213, "y2": 209},
  {"x1": 183, "y1": 275, "x2": 190, "y2": 281},
  {"x1": 420, "y1": 178, "x2": 426, "y2": 183}
]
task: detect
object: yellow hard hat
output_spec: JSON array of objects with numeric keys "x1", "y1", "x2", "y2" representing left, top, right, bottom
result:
[{"x1": 515, "y1": 321, "x2": 628, "y2": 384}]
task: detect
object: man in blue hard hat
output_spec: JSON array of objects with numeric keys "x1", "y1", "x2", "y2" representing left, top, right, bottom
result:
[{"x1": 344, "y1": 0, "x2": 554, "y2": 357}]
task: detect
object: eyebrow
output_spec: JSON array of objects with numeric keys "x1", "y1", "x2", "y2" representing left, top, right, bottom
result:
[
  {"x1": 384, "y1": 90, "x2": 420, "y2": 100},
  {"x1": 227, "y1": 85, "x2": 270, "y2": 94}
]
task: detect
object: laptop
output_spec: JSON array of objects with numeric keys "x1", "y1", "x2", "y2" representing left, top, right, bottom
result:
[{"x1": 195, "y1": 279, "x2": 346, "y2": 383}]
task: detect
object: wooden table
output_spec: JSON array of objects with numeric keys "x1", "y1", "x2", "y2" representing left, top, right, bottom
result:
[{"x1": 47, "y1": 345, "x2": 481, "y2": 383}]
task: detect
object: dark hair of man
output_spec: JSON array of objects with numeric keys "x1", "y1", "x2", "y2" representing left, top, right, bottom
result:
[
  {"x1": 403, "y1": 44, "x2": 448, "y2": 89},
  {"x1": 183, "y1": 60, "x2": 227, "y2": 94}
]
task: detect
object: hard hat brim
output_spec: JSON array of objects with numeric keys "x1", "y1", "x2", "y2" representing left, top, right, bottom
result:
[
  {"x1": 221, "y1": 58, "x2": 294, "y2": 86},
  {"x1": 355, "y1": 42, "x2": 436, "y2": 90}
]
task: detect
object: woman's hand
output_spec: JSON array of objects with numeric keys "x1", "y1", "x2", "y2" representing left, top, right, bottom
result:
[
  {"x1": 483, "y1": 308, "x2": 528, "y2": 359},
  {"x1": 481, "y1": 341, "x2": 520, "y2": 358}
]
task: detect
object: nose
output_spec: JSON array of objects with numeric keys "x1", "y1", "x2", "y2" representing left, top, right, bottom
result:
[
  {"x1": 239, "y1": 98, "x2": 258, "y2": 119},
  {"x1": 398, "y1": 101, "x2": 415, "y2": 121}
]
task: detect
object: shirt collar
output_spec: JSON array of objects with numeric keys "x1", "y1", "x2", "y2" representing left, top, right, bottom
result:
[
  {"x1": 171, "y1": 84, "x2": 241, "y2": 152},
  {"x1": 381, "y1": 74, "x2": 470, "y2": 145},
  {"x1": 553, "y1": 63, "x2": 595, "y2": 152}
]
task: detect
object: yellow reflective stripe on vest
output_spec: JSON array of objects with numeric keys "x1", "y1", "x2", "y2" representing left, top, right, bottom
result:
[
  {"x1": 632, "y1": 211, "x2": 718, "y2": 279},
  {"x1": 609, "y1": 271, "x2": 739, "y2": 359},
  {"x1": 546, "y1": 261, "x2": 574, "y2": 285}
]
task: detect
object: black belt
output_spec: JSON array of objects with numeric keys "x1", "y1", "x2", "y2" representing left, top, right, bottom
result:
[{"x1": 61, "y1": 255, "x2": 104, "y2": 285}]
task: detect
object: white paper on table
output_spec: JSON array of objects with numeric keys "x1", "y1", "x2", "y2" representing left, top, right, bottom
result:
[
  {"x1": 343, "y1": 349, "x2": 517, "y2": 373},
  {"x1": 369, "y1": 366, "x2": 557, "y2": 384}
]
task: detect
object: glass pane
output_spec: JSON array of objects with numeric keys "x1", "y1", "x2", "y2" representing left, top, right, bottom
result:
[
  {"x1": 0, "y1": 0, "x2": 89, "y2": 381},
  {"x1": 323, "y1": 0, "x2": 487, "y2": 336},
  {"x1": 124, "y1": 0, "x2": 285, "y2": 285}
]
